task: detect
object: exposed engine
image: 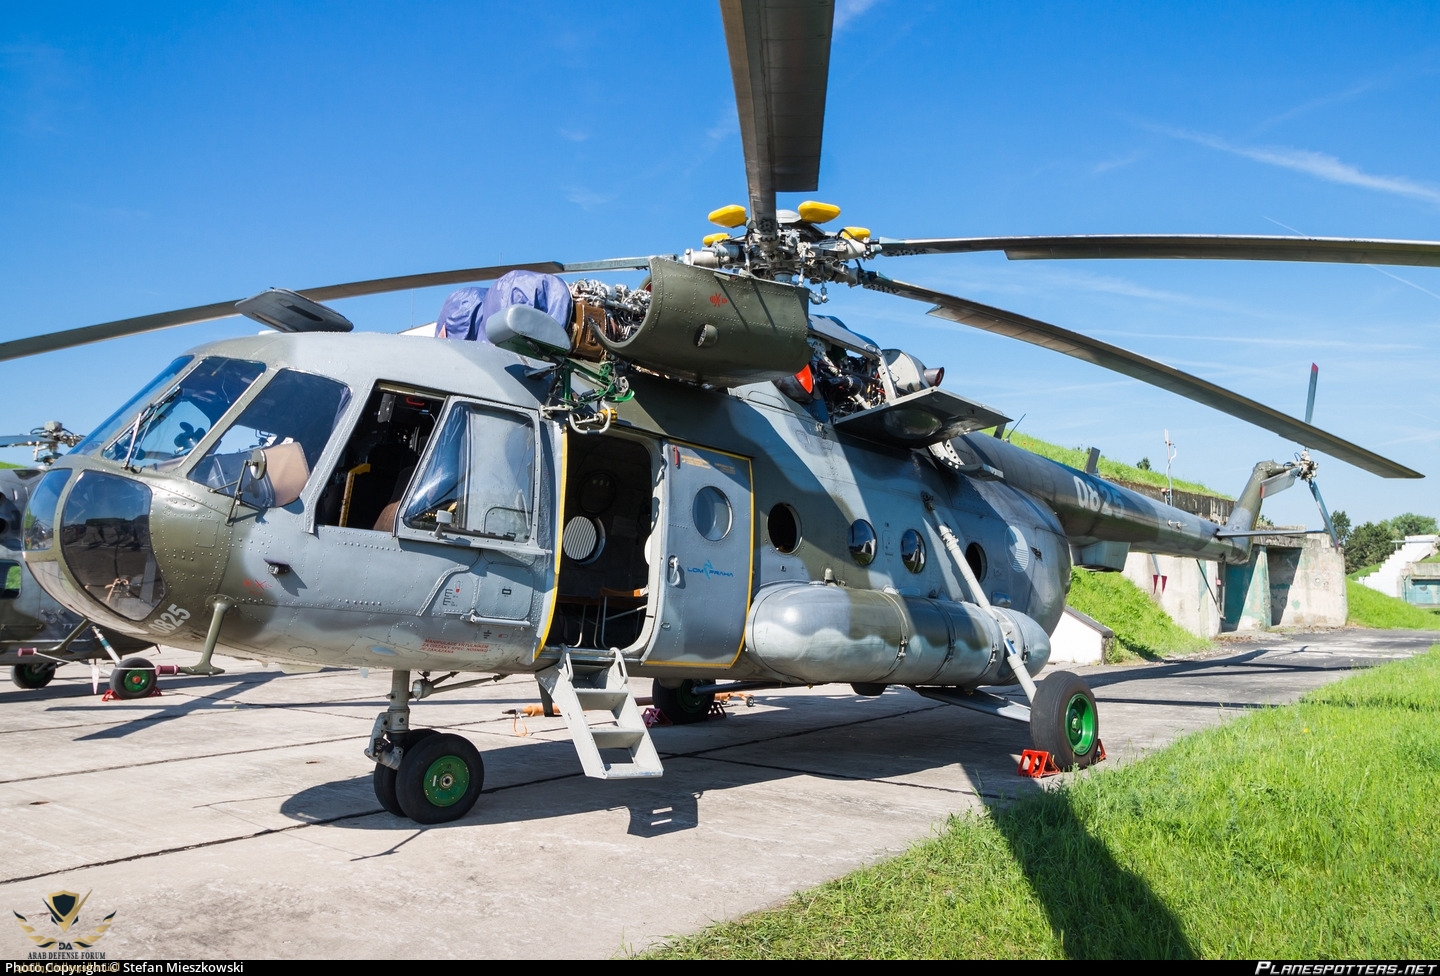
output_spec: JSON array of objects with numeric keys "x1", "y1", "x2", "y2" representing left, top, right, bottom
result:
[{"x1": 569, "y1": 278, "x2": 651, "y2": 346}]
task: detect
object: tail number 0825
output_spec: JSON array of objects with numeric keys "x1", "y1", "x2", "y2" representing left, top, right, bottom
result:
[{"x1": 150, "y1": 604, "x2": 192, "y2": 636}]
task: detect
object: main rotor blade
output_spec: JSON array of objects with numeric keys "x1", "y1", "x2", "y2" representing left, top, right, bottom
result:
[
  {"x1": 0, "y1": 435, "x2": 45, "y2": 449},
  {"x1": 874, "y1": 234, "x2": 1440, "y2": 267},
  {"x1": 856, "y1": 270, "x2": 1423, "y2": 479},
  {"x1": 0, "y1": 260, "x2": 567, "y2": 362},
  {"x1": 720, "y1": 0, "x2": 834, "y2": 233}
]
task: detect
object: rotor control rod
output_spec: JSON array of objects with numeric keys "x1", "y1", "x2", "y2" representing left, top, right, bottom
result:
[{"x1": 923, "y1": 493, "x2": 988, "y2": 608}]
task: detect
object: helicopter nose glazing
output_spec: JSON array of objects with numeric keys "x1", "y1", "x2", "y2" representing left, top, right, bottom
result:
[{"x1": 39, "y1": 470, "x2": 168, "y2": 622}]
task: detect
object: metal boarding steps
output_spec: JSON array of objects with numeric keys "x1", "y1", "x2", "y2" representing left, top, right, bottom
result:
[{"x1": 536, "y1": 648, "x2": 663, "y2": 780}]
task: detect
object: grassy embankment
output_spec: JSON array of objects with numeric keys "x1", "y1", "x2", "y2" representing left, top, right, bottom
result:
[
  {"x1": 1004, "y1": 431, "x2": 1227, "y2": 497},
  {"x1": 1346, "y1": 580, "x2": 1440, "y2": 629},
  {"x1": 647, "y1": 645, "x2": 1440, "y2": 959},
  {"x1": 997, "y1": 432, "x2": 1221, "y2": 663},
  {"x1": 1066, "y1": 567, "x2": 1210, "y2": 662}
]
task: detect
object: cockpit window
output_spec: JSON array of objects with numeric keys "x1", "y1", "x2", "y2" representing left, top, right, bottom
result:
[
  {"x1": 403, "y1": 403, "x2": 536, "y2": 543},
  {"x1": 190, "y1": 369, "x2": 351, "y2": 506},
  {"x1": 99, "y1": 358, "x2": 266, "y2": 471},
  {"x1": 70, "y1": 356, "x2": 193, "y2": 458}
]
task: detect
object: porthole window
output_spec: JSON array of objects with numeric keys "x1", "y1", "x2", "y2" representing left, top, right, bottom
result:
[
  {"x1": 768, "y1": 503, "x2": 801, "y2": 553},
  {"x1": 848, "y1": 519, "x2": 877, "y2": 566},
  {"x1": 562, "y1": 515, "x2": 606, "y2": 564},
  {"x1": 579, "y1": 470, "x2": 616, "y2": 515},
  {"x1": 901, "y1": 529, "x2": 926, "y2": 574},
  {"x1": 692, "y1": 486, "x2": 732, "y2": 541},
  {"x1": 965, "y1": 542, "x2": 988, "y2": 582}
]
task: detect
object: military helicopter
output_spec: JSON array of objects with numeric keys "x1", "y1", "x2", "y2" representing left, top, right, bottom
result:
[
  {"x1": 0, "y1": 427, "x2": 157, "y2": 693},
  {"x1": 6, "y1": 0, "x2": 1433, "y2": 824}
]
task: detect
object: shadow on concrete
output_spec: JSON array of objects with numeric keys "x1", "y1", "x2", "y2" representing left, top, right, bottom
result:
[
  {"x1": 988, "y1": 786, "x2": 1195, "y2": 959},
  {"x1": 278, "y1": 692, "x2": 1047, "y2": 834},
  {"x1": 54, "y1": 670, "x2": 297, "y2": 740}
]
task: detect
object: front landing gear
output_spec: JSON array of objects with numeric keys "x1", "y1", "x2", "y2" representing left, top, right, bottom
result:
[
  {"x1": 366, "y1": 670, "x2": 484, "y2": 824},
  {"x1": 395, "y1": 733, "x2": 484, "y2": 824},
  {"x1": 1030, "y1": 671, "x2": 1100, "y2": 770}
]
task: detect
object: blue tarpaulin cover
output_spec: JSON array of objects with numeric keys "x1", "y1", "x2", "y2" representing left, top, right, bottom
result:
[
  {"x1": 438, "y1": 271, "x2": 573, "y2": 342},
  {"x1": 437, "y1": 287, "x2": 488, "y2": 340}
]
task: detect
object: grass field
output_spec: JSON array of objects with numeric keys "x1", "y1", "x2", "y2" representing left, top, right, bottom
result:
[
  {"x1": 647, "y1": 644, "x2": 1440, "y2": 959},
  {"x1": 1065, "y1": 568, "x2": 1210, "y2": 662}
]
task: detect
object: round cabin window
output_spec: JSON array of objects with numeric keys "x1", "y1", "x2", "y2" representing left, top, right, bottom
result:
[
  {"x1": 562, "y1": 515, "x2": 606, "y2": 564},
  {"x1": 965, "y1": 542, "x2": 988, "y2": 582},
  {"x1": 848, "y1": 519, "x2": 877, "y2": 566},
  {"x1": 692, "y1": 486, "x2": 732, "y2": 542},
  {"x1": 579, "y1": 470, "x2": 616, "y2": 514},
  {"x1": 768, "y1": 503, "x2": 801, "y2": 553},
  {"x1": 901, "y1": 529, "x2": 926, "y2": 574}
]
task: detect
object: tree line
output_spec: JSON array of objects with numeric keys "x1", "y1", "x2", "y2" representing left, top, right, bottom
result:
[{"x1": 1332, "y1": 511, "x2": 1439, "y2": 575}]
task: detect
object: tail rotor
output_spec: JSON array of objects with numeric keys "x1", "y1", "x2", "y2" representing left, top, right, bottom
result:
[{"x1": 1295, "y1": 364, "x2": 1340, "y2": 546}]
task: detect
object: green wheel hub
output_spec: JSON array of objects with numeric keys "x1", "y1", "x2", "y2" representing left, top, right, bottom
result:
[
  {"x1": 1064, "y1": 692, "x2": 1097, "y2": 755},
  {"x1": 421, "y1": 754, "x2": 471, "y2": 808},
  {"x1": 125, "y1": 670, "x2": 152, "y2": 693},
  {"x1": 676, "y1": 682, "x2": 709, "y2": 714}
]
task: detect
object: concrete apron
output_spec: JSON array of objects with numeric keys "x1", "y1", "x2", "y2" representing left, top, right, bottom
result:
[{"x1": 1, "y1": 629, "x2": 1434, "y2": 959}]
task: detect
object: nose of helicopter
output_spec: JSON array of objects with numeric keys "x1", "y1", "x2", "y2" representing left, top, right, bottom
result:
[{"x1": 23, "y1": 466, "x2": 227, "y2": 635}]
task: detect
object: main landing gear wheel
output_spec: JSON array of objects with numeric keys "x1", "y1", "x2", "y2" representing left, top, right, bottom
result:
[
  {"x1": 652, "y1": 679, "x2": 714, "y2": 725},
  {"x1": 11, "y1": 662, "x2": 56, "y2": 690},
  {"x1": 372, "y1": 728, "x2": 438, "y2": 817},
  {"x1": 1031, "y1": 671, "x2": 1100, "y2": 771},
  {"x1": 395, "y1": 732, "x2": 484, "y2": 824},
  {"x1": 109, "y1": 657, "x2": 157, "y2": 699}
]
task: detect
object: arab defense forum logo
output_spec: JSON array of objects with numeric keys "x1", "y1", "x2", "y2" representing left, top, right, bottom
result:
[{"x1": 13, "y1": 890, "x2": 115, "y2": 954}]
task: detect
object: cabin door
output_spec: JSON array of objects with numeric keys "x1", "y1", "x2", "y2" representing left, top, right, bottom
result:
[{"x1": 642, "y1": 441, "x2": 753, "y2": 669}]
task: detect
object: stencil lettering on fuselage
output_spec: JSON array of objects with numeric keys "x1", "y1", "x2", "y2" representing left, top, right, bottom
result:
[{"x1": 1073, "y1": 475, "x2": 1123, "y2": 518}]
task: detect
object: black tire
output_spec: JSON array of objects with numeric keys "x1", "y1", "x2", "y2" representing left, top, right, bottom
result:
[
  {"x1": 11, "y1": 662, "x2": 56, "y2": 690},
  {"x1": 652, "y1": 679, "x2": 714, "y2": 725},
  {"x1": 371, "y1": 728, "x2": 438, "y2": 817},
  {"x1": 851, "y1": 682, "x2": 887, "y2": 697},
  {"x1": 1031, "y1": 670, "x2": 1100, "y2": 771},
  {"x1": 109, "y1": 657, "x2": 156, "y2": 699},
  {"x1": 395, "y1": 732, "x2": 484, "y2": 824}
]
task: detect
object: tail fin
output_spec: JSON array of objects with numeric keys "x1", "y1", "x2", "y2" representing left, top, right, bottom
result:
[{"x1": 1223, "y1": 460, "x2": 1293, "y2": 557}]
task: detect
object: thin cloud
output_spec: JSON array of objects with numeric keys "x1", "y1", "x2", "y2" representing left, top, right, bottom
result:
[
  {"x1": 834, "y1": 0, "x2": 881, "y2": 32},
  {"x1": 1152, "y1": 124, "x2": 1440, "y2": 207},
  {"x1": 1253, "y1": 79, "x2": 1380, "y2": 133},
  {"x1": 565, "y1": 186, "x2": 616, "y2": 210},
  {"x1": 1262, "y1": 216, "x2": 1440, "y2": 304},
  {"x1": 1091, "y1": 150, "x2": 1143, "y2": 175}
]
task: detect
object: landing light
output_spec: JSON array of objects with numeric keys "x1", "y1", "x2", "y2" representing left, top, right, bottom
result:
[
  {"x1": 798, "y1": 201, "x2": 841, "y2": 224},
  {"x1": 708, "y1": 204, "x2": 748, "y2": 228}
]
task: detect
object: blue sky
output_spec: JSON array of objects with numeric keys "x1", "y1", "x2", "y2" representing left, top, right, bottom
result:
[{"x1": 2, "y1": 1, "x2": 1437, "y2": 528}]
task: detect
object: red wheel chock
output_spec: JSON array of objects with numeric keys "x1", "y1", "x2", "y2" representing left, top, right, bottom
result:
[
  {"x1": 1018, "y1": 750, "x2": 1061, "y2": 777},
  {"x1": 100, "y1": 687, "x2": 163, "y2": 702},
  {"x1": 1017, "y1": 740, "x2": 1107, "y2": 777}
]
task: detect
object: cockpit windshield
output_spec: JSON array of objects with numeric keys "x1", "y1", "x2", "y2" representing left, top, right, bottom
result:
[
  {"x1": 70, "y1": 356, "x2": 193, "y2": 459},
  {"x1": 98, "y1": 358, "x2": 266, "y2": 471}
]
